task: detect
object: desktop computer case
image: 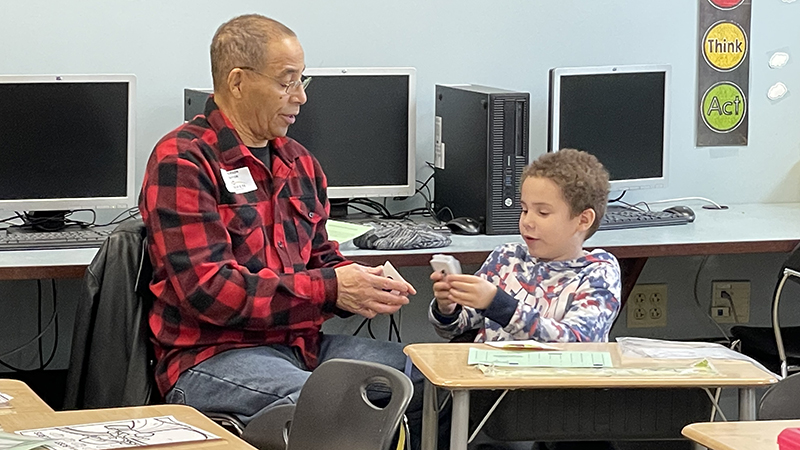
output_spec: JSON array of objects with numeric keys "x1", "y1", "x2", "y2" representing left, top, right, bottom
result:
[
  {"x1": 184, "y1": 88, "x2": 212, "y2": 122},
  {"x1": 434, "y1": 85, "x2": 529, "y2": 235}
]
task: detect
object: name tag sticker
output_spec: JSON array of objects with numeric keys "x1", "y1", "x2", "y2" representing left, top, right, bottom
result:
[{"x1": 220, "y1": 167, "x2": 257, "y2": 194}]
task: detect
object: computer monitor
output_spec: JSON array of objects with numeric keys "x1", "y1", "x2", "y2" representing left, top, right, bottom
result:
[
  {"x1": 0, "y1": 75, "x2": 136, "y2": 225},
  {"x1": 548, "y1": 64, "x2": 671, "y2": 192},
  {"x1": 287, "y1": 67, "x2": 416, "y2": 200}
]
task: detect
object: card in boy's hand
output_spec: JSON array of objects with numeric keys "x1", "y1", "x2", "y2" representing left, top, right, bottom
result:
[{"x1": 430, "y1": 254, "x2": 462, "y2": 275}]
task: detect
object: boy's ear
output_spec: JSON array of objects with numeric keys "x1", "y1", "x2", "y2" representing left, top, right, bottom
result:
[{"x1": 577, "y1": 208, "x2": 596, "y2": 231}]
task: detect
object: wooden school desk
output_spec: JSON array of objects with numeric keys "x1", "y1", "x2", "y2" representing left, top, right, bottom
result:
[
  {"x1": 682, "y1": 419, "x2": 800, "y2": 450},
  {"x1": 0, "y1": 404, "x2": 255, "y2": 449},
  {"x1": 0, "y1": 379, "x2": 53, "y2": 415},
  {"x1": 405, "y1": 342, "x2": 779, "y2": 450}
]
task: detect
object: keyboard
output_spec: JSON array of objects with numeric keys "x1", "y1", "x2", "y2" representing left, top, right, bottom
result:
[
  {"x1": 0, "y1": 227, "x2": 113, "y2": 251},
  {"x1": 599, "y1": 206, "x2": 691, "y2": 230}
]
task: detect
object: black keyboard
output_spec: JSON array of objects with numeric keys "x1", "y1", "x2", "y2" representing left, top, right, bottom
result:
[
  {"x1": 0, "y1": 227, "x2": 113, "y2": 251},
  {"x1": 599, "y1": 206, "x2": 691, "y2": 230}
]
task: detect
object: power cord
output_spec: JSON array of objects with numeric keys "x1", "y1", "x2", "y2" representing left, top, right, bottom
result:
[
  {"x1": 720, "y1": 290, "x2": 740, "y2": 323},
  {"x1": 693, "y1": 256, "x2": 732, "y2": 343},
  {"x1": 0, "y1": 280, "x2": 59, "y2": 370}
]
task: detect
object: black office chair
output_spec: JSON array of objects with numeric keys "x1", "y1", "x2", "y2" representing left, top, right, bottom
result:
[
  {"x1": 242, "y1": 358, "x2": 413, "y2": 450},
  {"x1": 731, "y1": 244, "x2": 800, "y2": 378},
  {"x1": 64, "y1": 219, "x2": 244, "y2": 434},
  {"x1": 759, "y1": 371, "x2": 800, "y2": 420}
]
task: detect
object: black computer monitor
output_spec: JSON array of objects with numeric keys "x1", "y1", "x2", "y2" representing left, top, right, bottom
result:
[
  {"x1": 548, "y1": 64, "x2": 671, "y2": 192},
  {"x1": 287, "y1": 67, "x2": 416, "y2": 200},
  {"x1": 0, "y1": 75, "x2": 137, "y2": 227}
]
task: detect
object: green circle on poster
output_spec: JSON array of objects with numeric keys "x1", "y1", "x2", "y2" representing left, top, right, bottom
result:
[{"x1": 701, "y1": 82, "x2": 746, "y2": 133}]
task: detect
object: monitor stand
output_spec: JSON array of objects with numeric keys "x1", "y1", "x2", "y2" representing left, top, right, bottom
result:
[
  {"x1": 20, "y1": 211, "x2": 72, "y2": 232},
  {"x1": 329, "y1": 200, "x2": 349, "y2": 219}
]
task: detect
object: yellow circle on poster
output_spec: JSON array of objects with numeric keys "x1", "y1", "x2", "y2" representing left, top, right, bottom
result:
[{"x1": 703, "y1": 21, "x2": 747, "y2": 71}]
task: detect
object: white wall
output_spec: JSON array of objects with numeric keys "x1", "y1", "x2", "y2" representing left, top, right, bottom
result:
[{"x1": 1, "y1": 1, "x2": 798, "y2": 204}]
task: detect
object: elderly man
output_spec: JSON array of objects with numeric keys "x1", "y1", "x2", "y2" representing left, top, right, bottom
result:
[{"x1": 139, "y1": 13, "x2": 439, "y2": 447}]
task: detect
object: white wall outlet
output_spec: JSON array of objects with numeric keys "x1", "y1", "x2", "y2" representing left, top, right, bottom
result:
[
  {"x1": 627, "y1": 284, "x2": 668, "y2": 328},
  {"x1": 711, "y1": 281, "x2": 750, "y2": 323}
]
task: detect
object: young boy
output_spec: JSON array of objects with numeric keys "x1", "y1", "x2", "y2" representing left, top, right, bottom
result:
[{"x1": 429, "y1": 148, "x2": 620, "y2": 342}]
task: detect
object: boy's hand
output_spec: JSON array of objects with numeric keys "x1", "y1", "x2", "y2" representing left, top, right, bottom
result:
[
  {"x1": 444, "y1": 274, "x2": 496, "y2": 310},
  {"x1": 430, "y1": 271, "x2": 457, "y2": 315}
]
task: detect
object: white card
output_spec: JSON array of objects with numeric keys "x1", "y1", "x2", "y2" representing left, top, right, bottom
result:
[
  {"x1": 220, "y1": 167, "x2": 257, "y2": 194},
  {"x1": 382, "y1": 261, "x2": 414, "y2": 294}
]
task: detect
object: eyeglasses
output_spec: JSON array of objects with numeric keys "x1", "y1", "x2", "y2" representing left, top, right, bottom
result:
[{"x1": 235, "y1": 67, "x2": 312, "y2": 94}]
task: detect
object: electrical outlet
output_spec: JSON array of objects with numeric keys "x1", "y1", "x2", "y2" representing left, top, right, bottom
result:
[
  {"x1": 627, "y1": 284, "x2": 668, "y2": 328},
  {"x1": 711, "y1": 281, "x2": 750, "y2": 323}
]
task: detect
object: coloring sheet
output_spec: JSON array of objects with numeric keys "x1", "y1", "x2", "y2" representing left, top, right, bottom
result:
[{"x1": 16, "y1": 416, "x2": 219, "y2": 450}]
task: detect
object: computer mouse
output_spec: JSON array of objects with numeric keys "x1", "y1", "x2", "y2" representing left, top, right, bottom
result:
[
  {"x1": 446, "y1": 217, "x2": 482, "y2": 235},
  {"x1": 663, "y1": 205, "x2": 695, "y2": 222}
]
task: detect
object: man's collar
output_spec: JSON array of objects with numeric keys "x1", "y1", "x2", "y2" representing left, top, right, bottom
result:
[{"x1": 204, "y1": 95, "x2": 298, "y2": 168}]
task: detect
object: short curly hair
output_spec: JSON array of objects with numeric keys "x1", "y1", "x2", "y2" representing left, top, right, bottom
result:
[
  {"x1": 210, "y1": 14, "x2": 296, "y2": 91},
  {"x1": 521, "y1": 148, "x2": 609, "y2": 239}
]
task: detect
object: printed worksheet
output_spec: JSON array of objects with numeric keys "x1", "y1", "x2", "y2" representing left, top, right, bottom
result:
[{"x1": 16, "y1": 416, "x2": 219, "y2": 450}]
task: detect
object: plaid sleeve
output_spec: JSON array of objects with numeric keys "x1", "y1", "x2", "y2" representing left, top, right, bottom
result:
[{"x1": 141, "y1": 143, "x2": 339, "y2": 332}]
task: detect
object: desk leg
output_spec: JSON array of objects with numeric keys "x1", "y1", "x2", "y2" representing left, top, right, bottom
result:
[
  {"x1": 421, "y1": 380, "x2": 438, "y2": 450},
  {"x1": 450, "y1": 390, "x2": 470, "y2": 450},
  {"x1": 738, "y1": 388, "x2": 757, "y2": 421}
]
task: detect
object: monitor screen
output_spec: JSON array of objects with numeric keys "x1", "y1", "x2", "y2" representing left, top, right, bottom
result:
[
  {"x1": 548, "y1": 65, "x2": 670, "y2": 191},
  {"x1": 0, "y1": 75, "x2": 136, "y2": 212},
  {"x1": 287, "y1": 67, "x2": 416, "y2": 199}
]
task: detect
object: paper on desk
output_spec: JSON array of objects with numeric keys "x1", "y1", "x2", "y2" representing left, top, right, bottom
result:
[
  {"x1": 15, "y1": 415, "x2": 220, "y2": 450},
  {"x1": 485, "y1": 340, "x2": 559, "y2": 351},
  {"x1": 325, "y1": 219, "x2": 373, "y2": 243},
  {"x1": 0, "y1": 393, "x2": 11, "y2": 409},
  {"x1": 0, "y1": 431, "x2": 54, "y2": 450},
  {"x1": 468, "y1": 348, "x2": 613, "y2": 368}
]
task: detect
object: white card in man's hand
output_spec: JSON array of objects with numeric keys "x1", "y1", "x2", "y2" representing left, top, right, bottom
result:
[
  {"x1": 382, "y1": 261, "x2": 413, "y2": 294},
  {"x1": 430, "y1": 254, "x2": 462, "y2": 275}
]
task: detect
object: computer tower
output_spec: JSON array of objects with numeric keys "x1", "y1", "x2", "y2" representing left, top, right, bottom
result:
[
  {"x1": 434, "y1": 85, "x2": 529, "y2": 235},
  {"x1": 184, "y1": 88, "x2": 212, "y2": 121}
]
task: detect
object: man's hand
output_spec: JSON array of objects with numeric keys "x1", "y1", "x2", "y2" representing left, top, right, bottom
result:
[
  {"x1": 334, "y1": 264, "x2": 415, "y2": 318},
  {"x1": 442, "y1": 274, "x2": 496, "y2": 310},
  {"x1": 430, "y1": 271, "x2": 457, "y2": 315}
]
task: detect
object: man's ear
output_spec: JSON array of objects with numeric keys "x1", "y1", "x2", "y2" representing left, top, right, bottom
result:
[
  {"x1": 226, "y1": 68, "x2": 245, "y2": 99},
  {"x1": 577, "y1": 208, "x2": 596, "y2": 231}
]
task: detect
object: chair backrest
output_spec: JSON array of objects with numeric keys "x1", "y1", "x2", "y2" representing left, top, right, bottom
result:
[
  {"x1": 285, "y1": 358, "x2": 413, "y2": 450},
  {"x1": 64, "y1": 219, "x2": 159, "y2": 409},
  {"x1": 760, "y1": 371, "x2": 800, "y2": 420}
]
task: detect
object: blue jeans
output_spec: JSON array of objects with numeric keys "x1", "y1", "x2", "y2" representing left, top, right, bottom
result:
[{"x1": 165, "y1": 334, "x2": 446, "y2": 449}]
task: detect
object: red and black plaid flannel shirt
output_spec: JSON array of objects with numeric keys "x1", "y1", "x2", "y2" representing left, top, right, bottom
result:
[{"x1": 139, "y1": 97, "x2": 348, "y2": 395}]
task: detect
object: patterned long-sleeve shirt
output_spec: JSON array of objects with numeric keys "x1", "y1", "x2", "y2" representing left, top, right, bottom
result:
[
  {"x1": 429, "y1": 243, "x2": 620, "y2": 342},
  {"x1": 140, "y1": 96, "x2": 347, "y2": 395}
]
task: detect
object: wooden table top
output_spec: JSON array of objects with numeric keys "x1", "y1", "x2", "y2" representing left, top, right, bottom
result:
[
  {"x1": 0, "y1": 404, "x2": 256, "y2": 449},
  {"x1": 404, "y1": 343, "x2": 779, "y2": 390},
  {"x1": 0, "y1": 379, "x2": 53, "y2": 415},
  {"x1": 682, "y1": 419, "x2": 800, "y2": 450}
]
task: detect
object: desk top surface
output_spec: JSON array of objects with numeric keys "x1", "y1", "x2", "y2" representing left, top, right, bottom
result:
[
  {"x1": 682, "y1": 419, "x2": 800, "y2": 450},
  {"x1": 0, "y1": 379, "x2": 53, "y2": 415},
  {"x1": 2, "y1": 202, "x2": 800, "y2": 272},
  {"x1": 0, "y1": 404, "x2": 255, "y2": 449},
  {"x1": 404, "y1": 343, "x2": 778, "y2": 389}
]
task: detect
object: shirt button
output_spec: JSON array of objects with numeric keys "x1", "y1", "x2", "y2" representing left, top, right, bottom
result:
[{"x1": 278, "y1": 241, "x2": 284, "y2": 248}]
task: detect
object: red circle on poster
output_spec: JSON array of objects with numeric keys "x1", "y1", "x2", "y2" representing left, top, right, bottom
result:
[{"x1": 708, "y1": 0, "x2": 744, "y2": 9}]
